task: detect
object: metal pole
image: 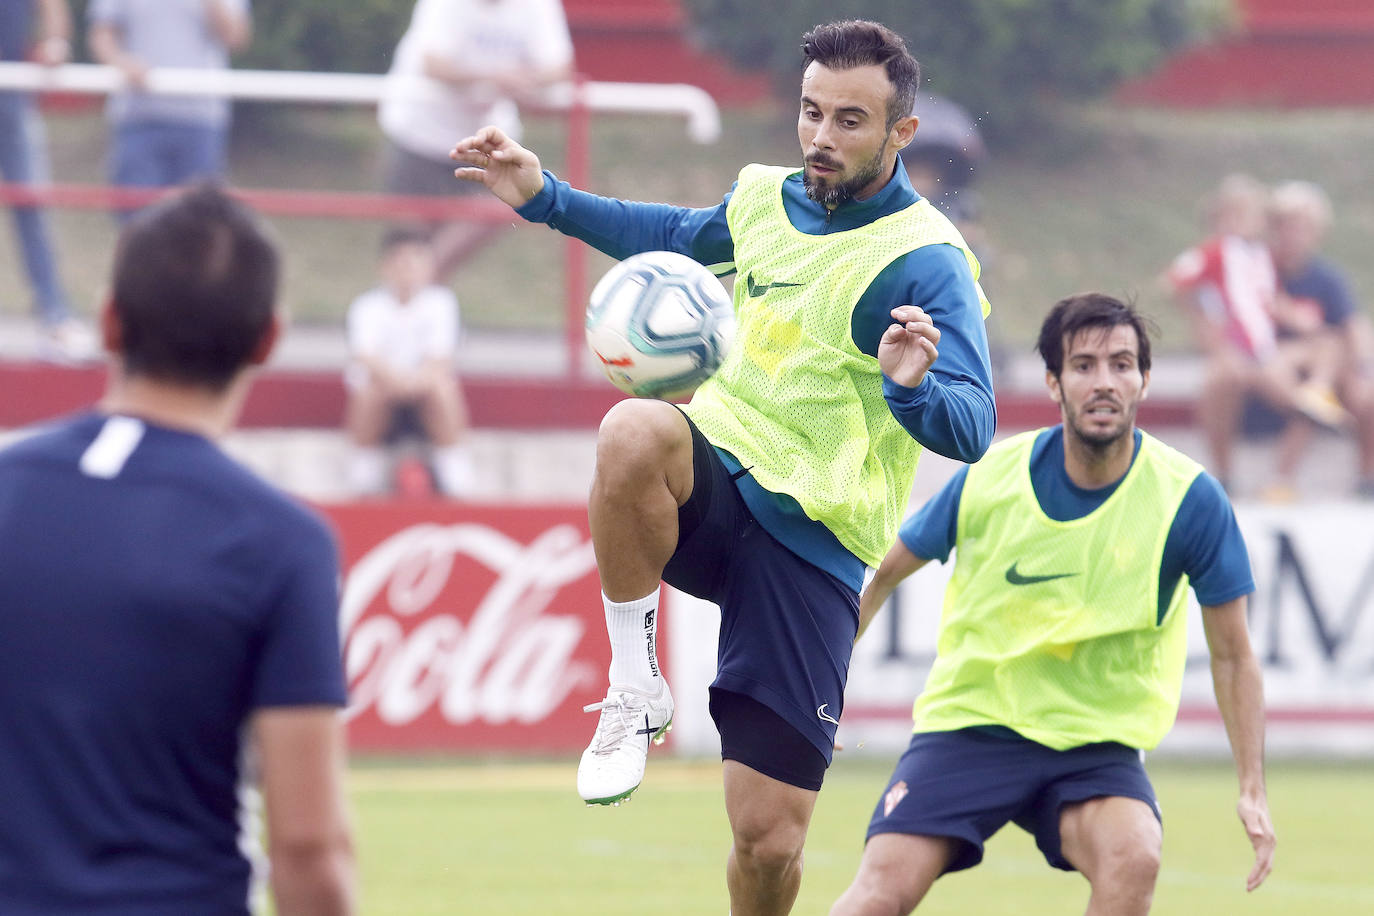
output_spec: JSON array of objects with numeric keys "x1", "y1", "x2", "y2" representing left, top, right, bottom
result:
[{"x1": 564, "y1": 74, "x2": 591, "y2": 383}]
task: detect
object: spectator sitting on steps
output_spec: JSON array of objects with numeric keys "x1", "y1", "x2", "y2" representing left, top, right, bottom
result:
[
  {"x1": 344, "y1": 225, "x2": 475, "y2": 499},
  {"x1": 1266, "y1": 180, "x2": 1374, "y2": 501},
  {"x1": 1166, "y1": 173, "x2": 1347, "y2": 498}
]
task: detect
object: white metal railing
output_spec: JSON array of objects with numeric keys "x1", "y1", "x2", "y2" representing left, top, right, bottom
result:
[
  {"x1": 0, "y1": 61, "x2": 722, "y2": 376},
  {"x1": 0, "y1": 62, "x2": 722, "y2": 143}
]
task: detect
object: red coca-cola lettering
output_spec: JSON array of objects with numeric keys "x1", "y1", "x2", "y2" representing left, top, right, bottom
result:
[{"x1": 324, "y1": 504, "x2": 635, "y2": 752}]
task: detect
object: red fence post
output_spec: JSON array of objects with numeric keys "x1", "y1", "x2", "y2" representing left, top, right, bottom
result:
[{"x1": 564, "y1": 74, "x2": 592, "y2": 382}]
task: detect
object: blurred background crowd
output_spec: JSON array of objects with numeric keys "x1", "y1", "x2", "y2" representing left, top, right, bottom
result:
[{"x1": 2, "y1": 0, "x2": 1373, "y2": 504}]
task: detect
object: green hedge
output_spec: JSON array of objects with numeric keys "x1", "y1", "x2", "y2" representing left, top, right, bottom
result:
[{"x1": 679, "y1": 0, "x2": 1235, "y2": 146}]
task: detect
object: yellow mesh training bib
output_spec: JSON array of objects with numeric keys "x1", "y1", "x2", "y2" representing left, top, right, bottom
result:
[
  {"x1": 913, "y1": 428, "x2": 1203, "y2": 750},
  {"x1": 684, "y1": 164, "x2": 989, "y2": 566}
]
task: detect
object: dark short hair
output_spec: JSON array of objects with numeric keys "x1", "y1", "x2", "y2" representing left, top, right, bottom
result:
[
  {"x1": 1036, "y1": 293, "x2": 1155, "y2": 376},
  {"x1": 112, "y1": 183, "x2": 279, "y2": 391},
  {"x1": 379, "y1": 223, "x2": 434, "y2": 256},
  {"x1": 800, "y1": 20, "x2": 920, "y2": 131}
]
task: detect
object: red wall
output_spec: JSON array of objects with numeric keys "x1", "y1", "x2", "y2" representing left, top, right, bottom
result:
[
  {"x1": 0, "y1": 362, "x2": 1195, "y2": 431},
  {"x1": 562, "y1": 0, "x2": 771, "y2": 105},
  {"x1": 1118, "y1": 0, "x2": 1374, "y2": 106}
]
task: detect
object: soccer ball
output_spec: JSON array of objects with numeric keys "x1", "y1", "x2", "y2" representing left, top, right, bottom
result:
[{"x1": 585, "y1": 250, "x2": 736, "y2": 400}]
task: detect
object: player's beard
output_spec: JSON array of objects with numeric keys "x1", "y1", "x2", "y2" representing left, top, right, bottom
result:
[
  {"x1": 803, "y1": 141, "x2": 888, "y2": 208},
  {"x1": 1064, "y1": 397, "x2": 1139, "y2": 454}
]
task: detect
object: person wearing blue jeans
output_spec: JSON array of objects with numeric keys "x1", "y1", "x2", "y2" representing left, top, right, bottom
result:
[
  {"x1": 0, "y1": 0, "x2": 87, "y2": 358},
  {"x1": 87, "y1": 0, "x2": 250, "y2": 218},
  {"x1": 109, "y1": 120, "x2": 227, "y2": 190},
  {"x1": 0, "y1": 92, "x2": 68, "y2": 324}
]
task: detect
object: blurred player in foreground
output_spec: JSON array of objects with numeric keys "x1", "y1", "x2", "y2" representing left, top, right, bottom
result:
[
  {"x1": 0, "y1": 184, "x2": 356, "y2": 915},
  {"x1": 831, "y1": 294, "x2": 1274, "y2": 915},
  {"x1": 453, "y1": 18, "x2": 994, "y2": 916}
]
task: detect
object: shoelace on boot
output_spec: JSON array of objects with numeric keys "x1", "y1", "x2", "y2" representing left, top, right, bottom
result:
[{"x1": 582, "y1": 695, "x2": 640, "y2": 756}]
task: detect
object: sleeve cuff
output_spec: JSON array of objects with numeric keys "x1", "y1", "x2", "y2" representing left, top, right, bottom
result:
[
  {"x1": 514, "y1": 170, "x2": 559, "y2": 223},
  {"x1": 882, "y1": 372, "x2": 930, "y2": 406}
]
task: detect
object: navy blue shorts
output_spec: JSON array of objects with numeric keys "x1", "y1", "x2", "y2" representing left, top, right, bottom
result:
[
  {"x1": 712, "y1": 689, "x2": 828, "y2": 791},
  {"x1": 663, "y1": 412, "x2": 858, "y2": 783},
  {"x1": 866, "y1": 728, "x2": 1161, "y2": 873}
]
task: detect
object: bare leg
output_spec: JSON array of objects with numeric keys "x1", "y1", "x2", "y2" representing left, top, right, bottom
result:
[
  {"x1": 416, "y1": 376, "x2": 476, "y2": 497},
  {"x1": 723, "y1": 760, "x2": 819, "y2": 916},
  {"x1": 1197, "y1": 353, "x2": 1246, "y2": 485},
  {"x1": 1274, "y1": 416, "x2": 1315, "y2": 487},
  {"x1": 830, "y1": 833, "x2": 957, "y2": 916},
  {"x1": 345, "y1": 384, "x2": 396, "y2": 495},
  {"x1": 1059, "y1": 796, "x2": 1162, "y2": 916},
  {"x1": 416, "y1": 375, "x2": 470, "y2": 447},
  {"x1": 345, "y1": 383, "x2": 393, "y2": 446},
  {"x1": 587, "y1": 399, "x2": 695, "y2": 601},
  {"x1": 1342, "y1": 374, "x2": 1374, "y2": 483},
  {"x1": 431, "y1": 220, "x2": 504, "y2": 280}
]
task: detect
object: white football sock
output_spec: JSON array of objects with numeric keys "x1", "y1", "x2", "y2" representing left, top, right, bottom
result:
[
  {"x1": 432, "y1": 444, "x2": 477, "y2": 498},
  {"x1": 604, "y1": 591, "x2": 662, "y2": 691}
]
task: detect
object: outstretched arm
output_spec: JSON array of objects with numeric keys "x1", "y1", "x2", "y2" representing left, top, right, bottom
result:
[
  {"x1": 1201, "y1": 596, "x2": 1275, "y2": 892},
  {"x1": 857, "y1": 539, "x2": 929, "y2": 642},
  {"x1": 88, "y1": 22, "x2": 147, "y2": 87},
  {"x1": 34, "y1": 0, "x2": 71, "y2": 64},
  {"x1": 450, "y1": 126, "x2": 547, "y2": 209},
  {"x1": 204, "y1": 0, "x2": 251, "y2": 52}
]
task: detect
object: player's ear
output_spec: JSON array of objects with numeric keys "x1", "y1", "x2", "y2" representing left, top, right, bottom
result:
[
  {"x1": 248, "y1": 313, "x2": 282, "y2": 367},
  {"x1": 892, "y1": 114, "x2": 918, "y2": 153},
  {"x1": 99, "y1": 297, "x2": 122, "y2": 356},
  {"x1": 1045, "y1": 370, "x2": 1063, "y2": 405}
]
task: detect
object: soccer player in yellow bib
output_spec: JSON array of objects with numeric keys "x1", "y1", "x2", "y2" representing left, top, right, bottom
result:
[
  {"x1": 831, "y1": 293, "x2": 1275, "y2": 916},
  {"x1": 453, "y1": 19, "x2": 994, "y2": 916}
]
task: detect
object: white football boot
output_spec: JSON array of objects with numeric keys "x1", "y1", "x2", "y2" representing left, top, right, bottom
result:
[{"x1": 576, "y1": 680, "x2": 674, "y2": 805}]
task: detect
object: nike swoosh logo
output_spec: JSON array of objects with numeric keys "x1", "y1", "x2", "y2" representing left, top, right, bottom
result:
[
  {"x1": 746, "y1": 277, "x2": 805, "y2": 297},
  {"x1": 1005, "y1": 562, "x2": 1078, "y2": 586},
  {"x1": 817, "y1": 704, "x2": 840, "y2": 725}
]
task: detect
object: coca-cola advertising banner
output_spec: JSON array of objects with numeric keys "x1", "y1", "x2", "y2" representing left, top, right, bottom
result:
[{"x1": 325, "y1": 504, "x2": 625, "y2": 752}]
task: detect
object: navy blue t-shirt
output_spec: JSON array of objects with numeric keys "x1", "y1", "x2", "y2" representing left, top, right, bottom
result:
[
  {"x1": 0, "y1": 413, "x2": 347, "y2": 915},
  {"x1": 899, "y1": 427, "x2": 1254, "y2": 618},
  {"x1": 1280, "y1": 256, "x2": 1357, "y2": 328}
]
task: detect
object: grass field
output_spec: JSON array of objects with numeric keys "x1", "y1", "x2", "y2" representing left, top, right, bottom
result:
[
  {"x1": 4, "y1": 101, "x2": 1372, "y2": 356},
  {"x1": 346, "y1": 756, "x2": 1374, "y2": 915}
]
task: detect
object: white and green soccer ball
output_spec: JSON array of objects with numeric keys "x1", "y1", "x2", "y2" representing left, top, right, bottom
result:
[{"x1": 585, "y1": 251, "x2": 736, "y2": 400}]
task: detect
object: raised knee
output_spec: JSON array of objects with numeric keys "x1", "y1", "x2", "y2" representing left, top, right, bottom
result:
[
  {"x1": 596, "y1": 400, "x2": 683, "y2": 461},
  {"x1": 593, "y1": 399, "x2": 690, "y2": 492},
  {"x1": 1203, "y1": 361, "x2": 1244, "y2": 392}
]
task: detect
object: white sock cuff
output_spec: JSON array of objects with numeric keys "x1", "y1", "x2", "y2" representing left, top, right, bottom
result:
[{"x1": 602, "y1": 591, "x2": 659, "y2": 616}]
